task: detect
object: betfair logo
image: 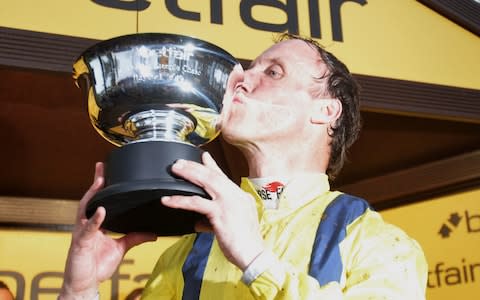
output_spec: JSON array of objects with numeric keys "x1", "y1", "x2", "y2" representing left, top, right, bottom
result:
[
  {"x1": 438, "y1": 210, "x2": 480, "y2": 238},
  {"x1": 90, "y1": 0, "x2": 367, "y2": 42}
]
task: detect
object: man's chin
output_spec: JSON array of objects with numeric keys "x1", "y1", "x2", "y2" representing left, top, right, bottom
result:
[{"x1": 221, "y1": 128, "x2": 248, "y2": 145}]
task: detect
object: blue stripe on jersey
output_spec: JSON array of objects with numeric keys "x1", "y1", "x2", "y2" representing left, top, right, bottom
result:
[
  {"x1": 182, "y1": 232, "x2": 214, "y2": 300},
  {"x1": 309, "y1": 194, "x2": 370, "y2": 285}
]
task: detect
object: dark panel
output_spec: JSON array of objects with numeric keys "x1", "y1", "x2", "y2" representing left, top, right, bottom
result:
[
  {"x1": 0, "y1": 27, "x2": 479, "y2": 210},
  {"x1": 0, "y1": 66, "x2": 112, "y2": 199},
  {"x1": 417, "y1": 0, "x2": 480, "y2": 36},
  {"x1": 355, "y1": 75, "x2": 480, "y2": 123},
  {"x1": 1, "y1": 26, "x2": 479, "y2": 124},
  {"x1": 339, "y1": 150, "x2": 480, "y2": 209},
  {"x1": 333, "y1": 111, "x2": 480, "y2": 187},
  {"x1": 0, "y1": 66, "x2": 233, "y2": 200},
  {"x1": 0, "y1": 26, "x2": 97, "y2": 72}
]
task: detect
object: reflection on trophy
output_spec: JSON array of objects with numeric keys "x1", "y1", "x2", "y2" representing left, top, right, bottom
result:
[{"x1": 73, "y1": 33, "x2": 238, "y2": 235}]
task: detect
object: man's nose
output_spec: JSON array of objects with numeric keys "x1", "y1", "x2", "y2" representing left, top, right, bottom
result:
[
  {"x1": 234, "y1": 67, "x2": 257, "y2": 93},
  {"x1": 226, "y1": 64, "x2": 247, "y2": 94}
]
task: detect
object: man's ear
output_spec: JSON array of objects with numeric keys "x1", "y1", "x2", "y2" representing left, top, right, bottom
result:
[{"x1": 310, "y1": 98, "x2": 342, "y2": 124}]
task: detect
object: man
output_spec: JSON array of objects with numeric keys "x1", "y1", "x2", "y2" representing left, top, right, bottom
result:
[{"x1": 59, "y1": 34, "x2": 428, "y2": 299}]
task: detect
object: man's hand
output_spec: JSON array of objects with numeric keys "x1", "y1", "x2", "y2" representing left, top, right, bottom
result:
[
  {"x1": 161, "y1": 152, "x2": 264, "y2": 270},
  {"x1": 59, "y1": 163, "x2": 157, "y2": 299}
]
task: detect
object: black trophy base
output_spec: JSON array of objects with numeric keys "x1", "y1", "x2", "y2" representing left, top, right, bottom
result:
[{"x1": 85, "y1": 141, "x2": 207, "y2": 236}]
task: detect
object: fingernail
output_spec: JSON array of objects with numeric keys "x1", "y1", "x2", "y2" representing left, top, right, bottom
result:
[
  {"x1": 203, "y1": 151, "x2": 215, "y2": 163},
  {"x1": 161, "y1": 196, "x2": 171, "y2": 203},
  {"x1": 173, "y1": 159, "x2": 185, "y2": 169}
]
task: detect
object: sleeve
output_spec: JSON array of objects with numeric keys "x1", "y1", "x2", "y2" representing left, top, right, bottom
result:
[
  {"x1": 244, "y1": 210, "x2": 428, "y2": 300},
  {"x1": 141, "y1": 235, "x2": 196, "y2": 300}
]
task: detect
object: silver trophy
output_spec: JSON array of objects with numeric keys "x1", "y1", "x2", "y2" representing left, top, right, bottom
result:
[{"x1": 73, "y1": 33, "x2": 238, "y2": 235}]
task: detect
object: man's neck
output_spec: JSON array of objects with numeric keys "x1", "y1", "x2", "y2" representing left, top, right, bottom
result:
[{"x1": 242, "y1": 147, "x2": 328, "y2": 178}]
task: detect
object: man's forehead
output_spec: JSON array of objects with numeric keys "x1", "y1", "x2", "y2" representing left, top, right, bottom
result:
[
  {"x1": 250, "y1": 39, "x2": 327, "y2": 77},
  {"x1": 256, "y1": 39, "x2": 322, "y2": 64}
]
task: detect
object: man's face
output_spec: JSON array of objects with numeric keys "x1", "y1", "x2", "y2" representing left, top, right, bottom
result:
[{"x1": 220, "y1": 39, "x2": 330, "y2": 147}]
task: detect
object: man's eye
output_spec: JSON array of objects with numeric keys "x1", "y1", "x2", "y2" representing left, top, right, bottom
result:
[{"x1": 266, "y1": 66, "x2": 283, "y2": 78}]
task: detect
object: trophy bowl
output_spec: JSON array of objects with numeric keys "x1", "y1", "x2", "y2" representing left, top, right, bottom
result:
[{"x1": 73, "y1": 33, "x2": 238, "y2": 235}]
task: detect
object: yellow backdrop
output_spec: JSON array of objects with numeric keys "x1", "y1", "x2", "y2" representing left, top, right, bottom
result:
[
  {"x1": 1, "y1": 188, "x2": 479, "y2": 299},
  {"x1": 382, "y1": 188, "x2": 480, "y2": 300},
  {"x1": 0, "y1": 230, "x2": 178, "y2": 299}
]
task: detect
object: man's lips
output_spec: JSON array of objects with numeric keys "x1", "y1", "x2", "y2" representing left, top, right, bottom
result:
[{"x1": 232, "y1": 93, "x2": 244, "y2": 104}]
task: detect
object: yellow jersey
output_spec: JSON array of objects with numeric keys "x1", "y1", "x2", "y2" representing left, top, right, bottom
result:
[{"x1": 142, "y1": 174, "x2": 427, "y2": 299}]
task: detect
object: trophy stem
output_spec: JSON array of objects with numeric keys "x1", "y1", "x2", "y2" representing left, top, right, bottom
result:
[{"x1": 124, "y1": 109, "x2": 195, "y2": 142}]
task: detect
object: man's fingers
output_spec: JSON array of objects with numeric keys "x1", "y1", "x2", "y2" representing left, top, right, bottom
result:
[
  {"x1": 117, "y1": 232, "x2": 158, "y2": 253},
  {"x1": 171, "y1": 159, "x2": 231, "y2": 197},
  {"x1": 77, "y1": 206, "x2": 106, "y2": 242},
  {"x1": 77, "y1": 163, "x2": 105, "y2": 220},
  {"x1": 94, "y1": 162, "x2": 105, "y2": 182},
  {"x1": 171, "y1": 160, "x2": 209, "y2": 187},
  {"x1": 162, "y1": 195, "x2": 215, "y2": 217}
]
